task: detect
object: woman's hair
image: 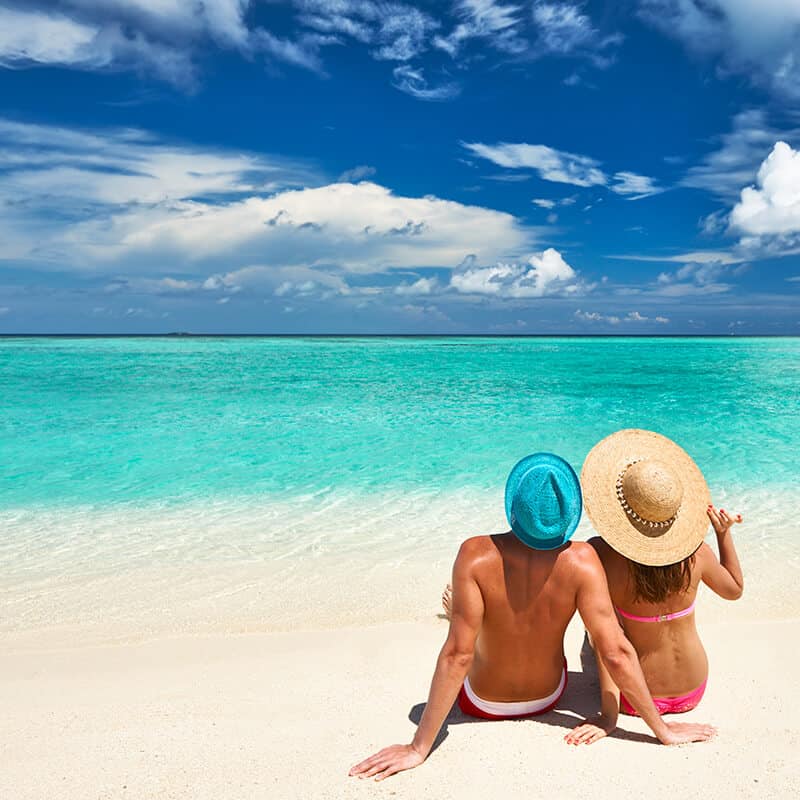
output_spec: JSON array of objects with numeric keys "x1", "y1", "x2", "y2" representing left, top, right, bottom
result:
[{"x1": 628, "y1": 554, "x2": 695, "y2": 604}]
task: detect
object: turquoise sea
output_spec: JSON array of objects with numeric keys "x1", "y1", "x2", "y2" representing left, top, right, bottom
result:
[{"x1": 1, "y1": 336, "x2": 798, "y2": 643}]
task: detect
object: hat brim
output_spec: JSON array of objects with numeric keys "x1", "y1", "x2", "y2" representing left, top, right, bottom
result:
[
  {"x1": 505, "y1": 453, "x2": 582, "y2": 550},
  {"x1": 581, "y1": 429, "x2": 710, "y2": 567}
]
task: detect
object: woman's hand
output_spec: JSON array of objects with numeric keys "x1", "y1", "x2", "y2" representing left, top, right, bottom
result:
[
  {"x1": 349, "y1": 743, "x2": 426, "y2": 781},
  {"x1": 564, "y1": 713, "x2": 617, "y2": 745},
  {"x1": 707, "y1": 504, "x2": 742, "y2": 536},
  {"x1": 659, "y1": 720, "x2": 717, "y2": 745}
]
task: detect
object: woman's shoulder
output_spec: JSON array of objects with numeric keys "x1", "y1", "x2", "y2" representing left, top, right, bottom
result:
[{"x1": 587, "y1": 536, "x2": 619, "y2": 561}]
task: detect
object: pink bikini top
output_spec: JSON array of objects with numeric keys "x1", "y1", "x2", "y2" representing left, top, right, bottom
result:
[{"x1": 615, "y1": 599, "x2": 696, "y2": 623}]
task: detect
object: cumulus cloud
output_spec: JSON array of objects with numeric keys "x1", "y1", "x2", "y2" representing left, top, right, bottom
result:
[
  {"x1": 392, "y1": 65, "x2": 461, "y2": 101},
  {"x1": 450, "y1": 247, "x2": 587, "y2": 298},
  {"x1": 730, "y1": 142, "x2": 800, "y2": 237},
  {"x1": 532, "y1": 198, "x2": 556, "y2": 209},
  {"x1": 89, "y1": 181, "x2": 530, "y2": 273},
  {"x1": 394, "y1": 277, "x2": 439, "y2": 295},
  {"x1": 637, "y1": 0, "x2": 800, "y2": 98}
]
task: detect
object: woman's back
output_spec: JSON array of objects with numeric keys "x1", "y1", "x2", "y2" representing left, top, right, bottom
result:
[{"x1": 592, "y1": 537, "x2": 708, "y2": 695}]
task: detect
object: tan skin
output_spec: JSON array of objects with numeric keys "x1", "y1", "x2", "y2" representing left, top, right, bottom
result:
[
  {"x1": 350, "y1": 533, "x2": 716, "y2": 782},
  {"x1": 566, "y1": 504, "x2": 744, "y2": 746}
]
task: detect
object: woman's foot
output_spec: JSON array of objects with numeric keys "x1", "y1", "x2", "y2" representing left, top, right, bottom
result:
[{"x1": 441, "y1": 584, "x2": 453, "y2": 620}]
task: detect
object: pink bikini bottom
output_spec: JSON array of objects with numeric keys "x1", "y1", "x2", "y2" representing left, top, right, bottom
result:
[{"x1": 620, "y1": 679, "x2": 707, "y2": 716}]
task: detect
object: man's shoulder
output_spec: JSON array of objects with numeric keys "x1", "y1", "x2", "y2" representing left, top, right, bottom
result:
[
  {"x1": 555, "y1": 540, "x2": 604, "y2": 575},
  {"x1": 456, "y1": 534, "x2": 497, "y2": 559}
]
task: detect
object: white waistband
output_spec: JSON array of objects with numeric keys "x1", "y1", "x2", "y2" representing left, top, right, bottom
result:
[{"x1": 463, "y1": 667, "x2": 566, "y2": 717}]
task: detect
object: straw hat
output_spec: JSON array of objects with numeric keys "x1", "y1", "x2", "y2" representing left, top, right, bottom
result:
[{"x1": 581, "y1": 429, "x2": 710, "y2": 566}]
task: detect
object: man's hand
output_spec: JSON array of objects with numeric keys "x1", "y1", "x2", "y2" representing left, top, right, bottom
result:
[
  {"x1": 564, "y1": 714, "x2": 616, "y2": 745},
  {"x1": 658, "y1": 721, "x2": 717, "y2": 745},
  {"x1": 349, "y1": 744, "x2": 425, "y2": 781}
]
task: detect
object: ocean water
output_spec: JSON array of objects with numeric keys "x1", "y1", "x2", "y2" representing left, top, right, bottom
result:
[{"x1": 1, "y1": 336, "x2": 798, "y2": 644}]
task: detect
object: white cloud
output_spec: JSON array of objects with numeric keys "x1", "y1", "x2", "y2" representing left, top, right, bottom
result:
[
  {"x1": 392, "y1": 65, "x2": 461, "y2": 101},
  {"x1": 730, "y1": 142, "x2": 800, "y2": 237},
  {"x1": 0, "y1": 118, "x2": 310, "y2": 206},
  {"x1": 0, "y1": 2, "x2": 329, "y2": 87},
  {"x1": 638, "y1": 0, "x2": 800, "y2": 98},
  {"x1": 88, "y1": 181, "x2": 529, "y2": 273},
  {"x1": 434, "y1": 0, "x2": 526, "y2": 57},
  {"x1": 0, "y1": 7, "x2": 98, "y2": 64},
  {"x1": 610, "y1": 171, "x2": 662, "y2": 199},
  {"x1": 533, "y1": 2, "x2": 595, "y2": 54},
  {"x1": 575, "y1": 308, "x2": 669, "y2": 324},
  {"x1": 295, "y1": 1, "x2": 439, "y2": 62},
  {"x1": 463, "y1": 141, "x2": 607, "y2": 186},
  {"x1": 466, "y1": 142, "x2": 660, "y2": 198},
  {"x1": 0, "y1": 5, "x2": 198, "y2": 85},
  {"x1": 532, "y1": 198, "x2": 556, "y2": 209},
  {"x1": 394, "y1": 277, "x2": 439, "y2": 295},
  {"x1": 533, "y1": 2, "x2": 621, "y2": 66},
  {"x1": 608, "y1": 250, "x2": 743, "y2": 265},
  {"x1": 450, "y1": 247, "x2": 586, "y2": 297}
]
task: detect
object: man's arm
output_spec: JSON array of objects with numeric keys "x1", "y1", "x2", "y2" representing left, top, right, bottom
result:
[
  {"x1": 349, "y1": 539, "x2": 485, "y2": 781},
  {"x1": 574, "y1": 547, "x2": 716, "y2": 745},
  {"x1": 565, "y1": 637, "x2": 620, "y2": 745}
]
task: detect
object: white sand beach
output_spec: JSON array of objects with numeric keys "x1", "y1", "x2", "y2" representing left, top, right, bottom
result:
[{"x1": 2, "y1": 612, "x2": 797, "y2": 800}]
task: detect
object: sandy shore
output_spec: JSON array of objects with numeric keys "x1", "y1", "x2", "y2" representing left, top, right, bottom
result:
[{"x1": 1, "y1": 614, "x2": 798, "y2": 800}]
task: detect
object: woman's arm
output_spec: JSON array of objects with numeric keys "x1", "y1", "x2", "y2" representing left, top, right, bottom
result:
[
  {"x1": 349, "y1": 540, "x2": 484, "y2": 781},
  {"x1": 699, "y1": 504, "x2": 744, "y2": 600}
]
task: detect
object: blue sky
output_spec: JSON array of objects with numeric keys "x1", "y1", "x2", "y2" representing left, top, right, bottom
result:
[{"x1": 0, "y1": 1, "x2": 799, "y2": 334}]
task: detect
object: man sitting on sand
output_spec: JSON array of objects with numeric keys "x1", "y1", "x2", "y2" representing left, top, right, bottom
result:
[{"x1": 350, "y1": 453, "x2": 715, "y2": 782}]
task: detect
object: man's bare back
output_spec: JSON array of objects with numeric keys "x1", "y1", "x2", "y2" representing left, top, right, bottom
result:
[{"x1": 465, "y1": 533, "x2": 593, "y2": 701}]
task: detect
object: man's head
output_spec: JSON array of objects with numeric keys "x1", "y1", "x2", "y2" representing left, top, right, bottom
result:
[{"x1": 504, "y1": 453, "x2": 582, "y2": 550}]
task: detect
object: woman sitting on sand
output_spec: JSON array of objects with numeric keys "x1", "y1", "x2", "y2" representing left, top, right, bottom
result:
[{"x1": 567, "y1": 429, "x2": 744, "y2": 745}]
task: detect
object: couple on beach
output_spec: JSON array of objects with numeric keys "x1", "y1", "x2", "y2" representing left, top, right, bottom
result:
[{"x1": 350, "y1": 429, "x2": 744, "y2": 781}]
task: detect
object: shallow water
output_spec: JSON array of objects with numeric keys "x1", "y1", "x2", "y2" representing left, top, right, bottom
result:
[{"x1": 1, "y1": 337, "x2": 798, "y2": 642}]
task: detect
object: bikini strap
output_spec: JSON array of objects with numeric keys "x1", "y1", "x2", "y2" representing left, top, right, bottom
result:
[{"x1": 616, "y1": 599, "x2": 696, "y2": 623}]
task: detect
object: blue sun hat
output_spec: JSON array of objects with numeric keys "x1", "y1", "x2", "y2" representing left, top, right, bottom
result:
[{"x1": 504, "y1": 453, "x2": 582, "y2": 550}]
